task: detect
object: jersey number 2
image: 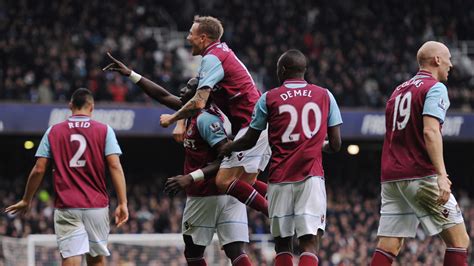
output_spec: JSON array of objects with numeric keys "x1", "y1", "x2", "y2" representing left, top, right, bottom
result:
[
  {"x1": 392, "y1": 92, "x2": 412, "y2": 131},
  {"x1": 279, "y1": 103, "x2": 322, "y2": 143},
  {"x1": 70, "y1": 134, "x2": 86, "y2": 167}
]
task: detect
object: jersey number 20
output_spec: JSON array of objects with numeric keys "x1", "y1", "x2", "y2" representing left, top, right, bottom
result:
[
  {"x1": 279, "y1": 103, "x2": 322, "y2": 143},
  {"x1": 392, "y1": 92, "x2": 412, "y2": 131},
  {"x1": 70, "y1": 134, "x2": 86, "y2": 167}
]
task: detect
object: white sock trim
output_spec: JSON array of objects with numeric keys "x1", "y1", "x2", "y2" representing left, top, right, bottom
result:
[
  {"x1": 300, "y1": 252, "x2": 318, "y2": 261},
  {"x1": 232, "y1": 253, "x2": 248, "y2": 265}
]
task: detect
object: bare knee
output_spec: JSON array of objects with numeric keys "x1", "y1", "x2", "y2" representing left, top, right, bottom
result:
[
  {"x1": 86, "y1": 255, "x2": 105, "y2": 266},
  {"x1": 441, "y1": 223, "x2": 470, "y2": 249},
  {"x1": 299, "y1": 231, "x2": 322, "y2": 254},
  {"x1": 216, "y1": 168, "x2": 245, "y2": 193},
  {"x1": 274, "y1": 237, "x2": 293, "y2": 254},
  {"x1": 62, "y1": 256, "x2": 82, "y2": 266},
  {"x1": 376, "y1": 237, "x2": 404, "y2": 256}
]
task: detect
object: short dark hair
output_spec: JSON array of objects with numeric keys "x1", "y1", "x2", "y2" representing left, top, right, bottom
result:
[
  {"x1": 71, "y1": 88, "x2": 94, "y2": 109},
  {"x1": 194, "y1": 16, "x2": 224, "y2": 41}
]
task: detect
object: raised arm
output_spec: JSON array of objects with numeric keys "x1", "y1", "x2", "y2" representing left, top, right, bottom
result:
[{"x1": 103, "y1": 52, "x2": 182, "y2": 110}]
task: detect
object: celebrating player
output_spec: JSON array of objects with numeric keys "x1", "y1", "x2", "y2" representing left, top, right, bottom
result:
[
  {"x1": 158, "y1": 16, "x2": 271, "y2": 215},
  {"x1": 103, "y1": 57, "x2": 253, "y2": 265},
  {"x1": 103, "y1": 33, "x2": 270, "y2": 216},
  {"x1": 219, "y1": 49, "x2": 342, "y2": 266},
  {"x1": 5, "y1": 88, "x2": 128, "y2": 266},
  {"x1": 370, "y1": 41, "x2": 470, "y2": 266}
]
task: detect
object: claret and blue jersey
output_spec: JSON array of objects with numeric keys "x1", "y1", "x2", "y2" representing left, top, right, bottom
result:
[
  {"x1": 249, "y1": 79, "x2": 342, "y2": 184},
  {"x1": 381, "y1": 70, "x2": 450, "y2": 182},
  {"x1": 197, "y1": 41, "x2": 261, "y2": 135}
]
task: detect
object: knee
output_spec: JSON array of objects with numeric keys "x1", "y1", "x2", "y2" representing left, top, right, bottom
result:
[
  {"x1": 215, "y1": 175, "x2": 235, "y2": 193},
  {"x1": 446, "y1": 232, "x2": 470, "y2": 249},
  {"x1": 223, "y1": 242, "x2": 245, "y2": 261},
  {"x1": 274, "y1": 237, "x2": 292, "y2": 254},
  {"x1": 376, "y1": 237, "x2": 404, "y2": 256},
  {"x1": 299, "y1": 234, "x2": 319, "y2": 253}
]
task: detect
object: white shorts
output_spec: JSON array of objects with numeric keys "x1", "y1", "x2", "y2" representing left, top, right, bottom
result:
[
  {"x1": 54, "y1": 208, "x2": 110, "y2": 258},
  {"x1": 182, "y1": 195, "x2": 249, "y2": 246},
  {"x1": 378, "y1": 176, "x2": 464, "y2": 237},
  {"x1": 268, "y1": 176, "x2": 327, "y2": 238},
  {"x1": 220, "y1": 127, "x2": 271, "y2": 173}
]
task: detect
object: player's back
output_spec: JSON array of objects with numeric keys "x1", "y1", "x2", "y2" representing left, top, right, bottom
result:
[
  {"x1": 381, "y1": 70, "x2": 441, "y2": 182},
  {"x1": 203, "y1": 42, "x2": 261, "y2": 135},
  {"x1": 265, "y1": 79, "x2": 330, "y2": 183},
  {"x1": 47, "y1": 115, "x2": 109, "y2": 208}
]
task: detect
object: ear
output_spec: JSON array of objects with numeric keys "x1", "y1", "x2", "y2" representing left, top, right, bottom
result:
[
  {"x1": 90, "y1": 103, "x2": 95, "y2": 113},
  {"x1": 434, "y1": 56, "x2": 441, "y2": 66},
  {"x1": 68, "y1": 102, "x2": 73, "y2": 111}
]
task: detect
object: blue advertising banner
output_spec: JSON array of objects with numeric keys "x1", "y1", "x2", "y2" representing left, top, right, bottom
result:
[{"x1": 0, "y1": 104, "x2": 472, "y2": 140}]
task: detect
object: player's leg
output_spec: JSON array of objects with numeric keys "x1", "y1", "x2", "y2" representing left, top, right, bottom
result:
[
  {"x1": 239, "y1": 171, "x2": 267, "y2": 197},
  {"x1": 371, "y1": 237, "x2": 404, "y2": 266},
  {"x1": 371, "y1": 181, "x2": 420, "y2": 265},
  {"x1": 401, "y1": 177, "x2": 468, "y2": 265},
  {"x1": 62, "y1": 256, "x2": 82, "y2": 266},
  {"x1": 182, "y1": 196, "x2": 219, "y2": 265},
  {"x1": 293, "y1": 177, "x2": 326, "y2": 266},
  {"x1": 439, "y1": 223, "x2": 470, "y2": 266},
  {"x1": 216, "y1": 166, "x2": 268, "y2": 216},
  {"x1": 223, "y1": 242, "x2": 252, "y2": 266},
  {"x1": 298, "y1": 231, "x2": 323, "y2": 266},
  {"x1": 82, "y1": 208, "x2": 111, "y2": 261},
  {"x1": 183, "y1": 235, "x2": 207, "y2": 266},
  {"x1": 267, "y1": 182, "x2": 295, "y2": 265},
  {"x1": 54, "y1": 209, "x2": 90, "y2": 265},
  {"x1": 274, "y1": 236, "x2": 293, "y2": 266},
  {"x1": 216, "y1": 195, "x2": 252, "y2": 265},
  {"x1": 85, "y1": 255, "x2": 105, "y2": 266}
]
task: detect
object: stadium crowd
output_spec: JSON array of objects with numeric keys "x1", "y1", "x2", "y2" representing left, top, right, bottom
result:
[
  {"x1": 2, "y1": 0, "x2": 474, "y2": 109},
  {"x1": 2, "y1": 174, "x2": 474, "y2": 265}
]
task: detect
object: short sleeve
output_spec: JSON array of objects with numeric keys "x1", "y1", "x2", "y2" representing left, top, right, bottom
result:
[
  {"x1": 197, "y1": 55, "x2": 225, "y2": 90},
  {"x1": 196, "y1": 112, "x2": 227, "y2": 147},
  {"x1": 327, "y1": 90, "x2": 343, "y2": 127},
  {"x1": 35, "y1": 127, "x2": 52, "y2": 158},
  {"x1": 105, "y1": 125, "x2": 122, "y2": 156},
  {"x1": 423, "y1": 82, "x2": 450, "y2": 123},
  {"x1": 249, "y1": 93, "x2": 268, "y2": 131}
]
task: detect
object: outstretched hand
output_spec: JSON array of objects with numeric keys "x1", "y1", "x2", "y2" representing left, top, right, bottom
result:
[
  {"x1": 164, "y1": 175, "x2": 193, "y2": 196},
  {"x1": 102, "y1": 52, "x2": 132, "y2": 76},
  {"x1": 4, "y1": 199, "x2": 30, "y2": 216}
]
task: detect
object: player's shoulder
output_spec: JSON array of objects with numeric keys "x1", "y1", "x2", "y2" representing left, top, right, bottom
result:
[{"x1": 197, "y1": 109, "x2": 221, "y2": 125}]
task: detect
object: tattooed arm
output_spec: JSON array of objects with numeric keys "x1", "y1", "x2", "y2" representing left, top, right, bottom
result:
[{"x1": 160, "y1": 88, "x2": 211, "y2": 127}]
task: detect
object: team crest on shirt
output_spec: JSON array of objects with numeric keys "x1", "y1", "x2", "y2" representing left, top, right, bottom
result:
[
  {"x1": 438, "y1": 98, "x2": 447, "y2": 111},
  {"x1": 237, "y1": 152, "x2": 244, "y2": 161},
  {"x1": 187, "y1": 127, "x2": 193, "y2": 136},
  {"x1": 210, "y1": 122, "x2": 222, "y2": 133}
]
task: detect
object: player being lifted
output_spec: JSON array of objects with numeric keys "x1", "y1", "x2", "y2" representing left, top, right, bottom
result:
[
  {"x1": 370, "y1": 41, "x2": 470, "y2": 266},
  {"x1": 158, "y1": 16, "x2": 271, "y2": 216},
  {"x1": 220, "y1": 49, "x2": 342, "y2": 266},
  {"x1": 104, "y1": 59, "x2": 253, "y2": 266},
  {"x1": 5, "y1": 88, "x2": 128, "y2": 266}
]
